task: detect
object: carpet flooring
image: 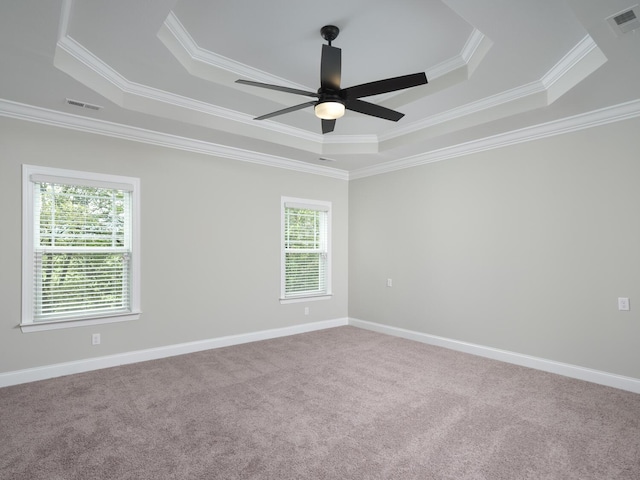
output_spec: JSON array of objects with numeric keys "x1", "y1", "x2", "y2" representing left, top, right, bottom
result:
[{"x1": 1, "y1": 326, "x2": 639, "y2": 479}]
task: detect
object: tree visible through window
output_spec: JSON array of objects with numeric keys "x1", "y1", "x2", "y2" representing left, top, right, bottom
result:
[
  {"x1": 22, "y1": 165, "x2": 140, "y2": 331},
  {"x1": 281, "y1": 198, "x2": 331, "y2": 300},
  {"x1": 35, "y1": 183, "x2": 130, "y2": 320}
]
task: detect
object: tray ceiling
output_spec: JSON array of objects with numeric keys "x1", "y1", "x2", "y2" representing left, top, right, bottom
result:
[{"x1": 1, "y1": 0, "x2": 639, "y2": 178}]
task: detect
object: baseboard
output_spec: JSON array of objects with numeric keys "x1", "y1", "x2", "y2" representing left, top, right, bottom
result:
[
  {"x1": 348, "y1": 318, "x2": 640, "y2": 394},
  {"x1": 0, "y1": 318, "x2": 349, "y2": 388},
  {"x1": 5, "y1": 317, "x2": 638, "y2": 394}
]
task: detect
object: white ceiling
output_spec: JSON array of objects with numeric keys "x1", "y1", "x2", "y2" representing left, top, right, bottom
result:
[{"x1": 1, "y1": 0, "x2": 639, "y2": 178}]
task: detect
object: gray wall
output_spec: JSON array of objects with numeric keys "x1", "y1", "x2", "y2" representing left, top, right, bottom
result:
[
  {"x1": 350, "y1": 117, "x2": 640, "y2": 380},
  {"x1": 0, "y1": 118, "x2": 349, "y2": 373},
  {"x1": 3, "y1": 114, "x2": 640, "y2": 381}
]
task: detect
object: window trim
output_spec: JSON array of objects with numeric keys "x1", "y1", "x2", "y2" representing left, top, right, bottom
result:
[
  {"x1": 21, "y1": 165, "x2": 141, "y2": 332},
  {"x1": 280, "y1": 196, "x2": 332, "y2": 304}
]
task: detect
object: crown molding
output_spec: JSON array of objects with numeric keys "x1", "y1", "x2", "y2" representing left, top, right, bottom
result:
[
  {"x1": 460, "y1": 28, "x2": 487, "y2": 64},
  {"x1": 44, "y1": 0, "x2": 629, "y2": 181},
  {"x1": 424, "y1": 28, "x2": 487, "y2": 81},
  {"x1": 542, "y1": 35, "x2": 600, "y2": 89},
  {"x1": 163, "y1": 9, "x2": 486, "y2": 86},
  {"x1": 543, "y1": 35, "x2": 607, "y2": 105},
  {"x1": 162, "y1": 11, "x2": 314, "y2": 92},
  {"x1": 322, "y1": 134, "x2": 379, "y2": 145},
  {"x1": 54, "y1": 2, "x2": 607, "y2": 161},
  {"x1": 0, "y1": 99, "x2": 349, "y2": 180},
  {"x1": 4, "y1": 97, "x2": 639, "y2": 183},
  {"x1": 350, "y1": 99, "x2": 640, "y2": 179},
  {"x1": 380, "y1": 80, "x2": 545, "y2": 142},
  {"x1": 55, "y1": 35, "x2": 325, "y2": 148},
  {"x1": 162, "y1": 9, "x2": 489, "y2": 110},
  {"x1": 380, "y1": 35, "x2": 603, "y2": 144}
]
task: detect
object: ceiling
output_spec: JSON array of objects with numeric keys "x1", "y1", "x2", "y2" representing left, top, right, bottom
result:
[{"x1": 1, "y1": 0, "x2": 639, "y2": 178}]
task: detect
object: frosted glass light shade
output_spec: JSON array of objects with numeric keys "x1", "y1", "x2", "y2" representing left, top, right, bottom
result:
[{"x1": 314, "y1": 101, "x2": 345, "y2": 120}]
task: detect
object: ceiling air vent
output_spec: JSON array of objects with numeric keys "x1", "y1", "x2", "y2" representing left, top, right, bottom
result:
[
  {"x1": 65, "y1": 98, "x2": 103, "y2": 111},
  {"x1": 607, "y1": 6, "x2": 640, "y2": 36}
]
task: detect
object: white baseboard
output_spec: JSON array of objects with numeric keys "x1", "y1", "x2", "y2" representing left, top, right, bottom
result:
[
  {"x1": 0, "y1": 318, "x2": 349, "y2": 388},
  {"x1": 4, "y1": 317, "x2": 639, "y2": 394},
  {"x1": 348, "y1": 318, "x2": 640, "y2": 394}
]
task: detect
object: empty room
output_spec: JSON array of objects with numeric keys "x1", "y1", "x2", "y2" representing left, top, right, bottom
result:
[{"x1": 1, "y1": 1, "x2": 639, "y2": 478}]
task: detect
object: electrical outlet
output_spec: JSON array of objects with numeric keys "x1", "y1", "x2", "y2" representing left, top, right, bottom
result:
[
  {"x1": 618, "y1": 297, "x2": 630, "y2": 311},
  {"x1": 387, "y1": 278, "x2": 393, "y2": 287},
  {"x1": 304, "y1": 307, "x2": 309, "y2": 316},
  {"x1": 92, "y1": 333, "x2": 101, "y2": 345}
]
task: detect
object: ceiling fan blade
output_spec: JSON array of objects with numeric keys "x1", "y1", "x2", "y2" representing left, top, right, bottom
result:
[
  {"x1": 320, "y1": 44, "x2": 341, "y2": 90},
  {"x1": 321, "y1": 119, "x2": 336, "y2": 134},
  {"x1": 342, "y1": 72, "x2": 427, "y2": 99},
  {"x1": 254, "y1": 101, "x2": 317, "y2": 120},
  {"x1": 236, "y1": 79, "x2": 318, "y2": 98},
  {"x1": 345, "y1": 98, "x2": 404, "y2": 121}
]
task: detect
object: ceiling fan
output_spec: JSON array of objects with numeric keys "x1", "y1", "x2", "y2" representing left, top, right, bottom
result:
[{"x1": 236, "y1": 25, "x2": 428, "y2": 134}]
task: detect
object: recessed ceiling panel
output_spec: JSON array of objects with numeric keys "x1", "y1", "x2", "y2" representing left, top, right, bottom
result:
[{"x1": 172, "y1": 0, "x2": 473, "y2": 88}]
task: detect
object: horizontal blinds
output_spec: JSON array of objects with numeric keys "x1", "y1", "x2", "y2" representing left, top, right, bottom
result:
[
  {"x1": 285, "y1": 252, "x2": 327, "y2": 297},
  {"x1": 284, "y1": 208, "x2": 325, "y2": 250},
  {"x1": 32, "y1": 180, "x2": 132, "y2": 322},
  {"x1": 284, "y1": 206, "x2": 328, "y2": 297},
  {"x1": 34, "y1": 252, "x2": 131, "y2": 320},
  {"x1": 35, "y1": 182, "x2": 129, "y2": 249}
]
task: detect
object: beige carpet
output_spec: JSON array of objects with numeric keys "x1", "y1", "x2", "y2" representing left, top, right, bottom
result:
[{"x1": 1, "y1": 326, "x2": 639, "y2": 479}]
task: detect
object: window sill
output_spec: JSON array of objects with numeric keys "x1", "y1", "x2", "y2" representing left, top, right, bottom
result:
[
  {"x1": 20, "y1": 312, "x2": 141, "y2": 333},
  {"x1": 279, "y1": 294, "x2": 332, "y2": 305}
]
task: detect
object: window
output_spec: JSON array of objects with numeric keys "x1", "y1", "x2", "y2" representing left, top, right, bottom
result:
[
  {"x1": 22, "y1": 165, "x2": 140, "y2": 332},
  {"x1": 281, "y1": 197, "x2": 331, "y2": 302}
]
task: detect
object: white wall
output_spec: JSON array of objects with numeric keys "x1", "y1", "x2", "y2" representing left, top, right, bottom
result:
[
  {"x1": 0, "y1": 118, "x2": 349, "y2": 373},
  {"x1": 349, "y1": 117, "x2": 640, "y2": 380}
]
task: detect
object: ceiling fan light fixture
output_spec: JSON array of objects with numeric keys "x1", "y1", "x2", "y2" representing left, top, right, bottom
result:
[{"x1": 315, "y1": 101, "x2": 345, "y2": 120}]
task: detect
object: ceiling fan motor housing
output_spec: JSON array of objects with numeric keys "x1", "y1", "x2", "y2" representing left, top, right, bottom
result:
[
  {"x1": 318, "y1": 90, "x2": 344, "y2": 104},
  {"x1": 320, "y1": 25, "x2": 340, "y2": 45}
]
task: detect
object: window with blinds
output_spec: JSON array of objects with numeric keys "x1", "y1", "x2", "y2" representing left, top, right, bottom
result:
[
  {"x1": 22, "y1": 165, "x2": 140, "y2": 331},
  {"x1": 281, "y1": 198, "x2": 331, "y2": 301}
]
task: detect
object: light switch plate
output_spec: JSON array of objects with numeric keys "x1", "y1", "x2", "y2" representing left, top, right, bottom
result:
[{"x1": 618, "y1": 297, "x2": 630, "y2": 311}]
